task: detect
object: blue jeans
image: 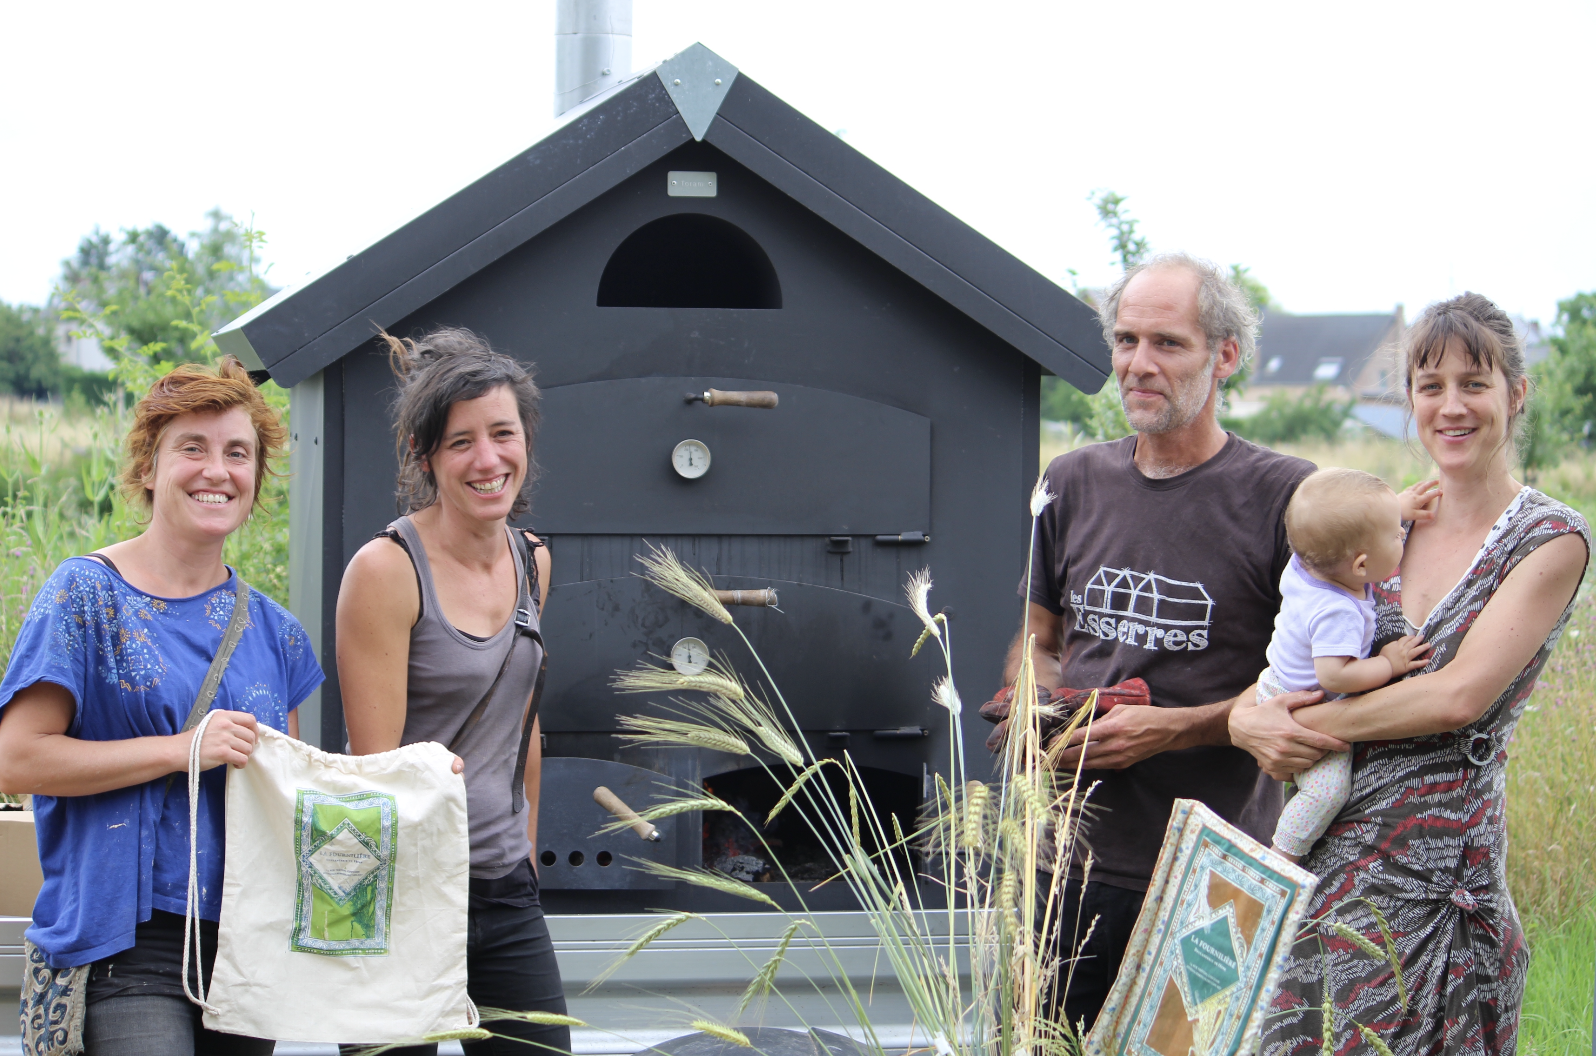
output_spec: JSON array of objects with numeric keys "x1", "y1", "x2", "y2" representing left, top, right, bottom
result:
[{"x1": 83, "y1": 911, "x2": 274, "y2": 1055}]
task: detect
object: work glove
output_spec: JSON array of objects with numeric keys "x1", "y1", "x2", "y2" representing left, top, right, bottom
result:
[{"x1": 978, "y1": 678, "x2": 1151, "y2": 753}]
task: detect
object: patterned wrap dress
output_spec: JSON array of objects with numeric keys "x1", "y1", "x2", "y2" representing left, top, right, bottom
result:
[{"x1": 1262, "y1": 488, "x2": 1589, "y2": 1056}]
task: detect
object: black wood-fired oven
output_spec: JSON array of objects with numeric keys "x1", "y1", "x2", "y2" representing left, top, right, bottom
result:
[{"x1": 219, "y1": 44, "x2": 1109, "y2": 914}]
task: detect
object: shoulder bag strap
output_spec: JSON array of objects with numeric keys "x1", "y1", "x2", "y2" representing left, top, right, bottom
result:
[
  {"x1": 180, "y1": 573, "x2": 252, "y2": 733},
  {"x1": 164, "y1": 572, "x2": 250, "y2": 796},
  {"x1": 510, "y1": 531, "x2": 546, "y2": 814},
  {"x1": 445, "y1": 531, "x2": 543, "y2": 754}
]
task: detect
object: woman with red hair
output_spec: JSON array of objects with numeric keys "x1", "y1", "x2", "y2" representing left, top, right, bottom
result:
[{"x1": 0, "y1": 357, "x2": 323, "y2": 1055}]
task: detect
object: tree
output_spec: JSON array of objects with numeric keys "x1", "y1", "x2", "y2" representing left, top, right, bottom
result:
[
  {"x1": 1223, "y1": 264, "x2": 1281, "y2": 397},
  {"x1": 54, "y1": 209, "x2": 272, "y2": 391},
  {"x1": 1092, "y1": 190, "x2": 1150, "y2": 271},
  {"x1": 0, "y1": 302, "x2": 63, "y2": 398},
  {"x1": 1537, "y1": 291, "x2": 1596, "y2": 444}
]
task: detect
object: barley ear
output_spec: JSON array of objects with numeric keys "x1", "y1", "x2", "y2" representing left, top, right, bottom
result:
[
  {"x1": 635, "y1": 544, "x2": 733, "y2": 624},
  {"x1": 585, "y1": 911, "x2": 701, "y2": 988},
  {"x1": 1354, "y1": 1022, "x2": 1396, "y2": 1056},
  {"x1": 767, "y1": 759, "x2": 835, "y2": 825},
  {"x1": 1369, "y1": 905, "x2": 1407, "y2": 1013},
  {"x1": 690, "y1": 1021, "x2": 752, "y2": 1047},
  {"x1": 1319, "y1": 951, "x2": 1335, "y2": 1056},
  {"x1": 478, "y1": 1009, "x2": 589, "y2": 1028},
  {"x1": 1328, "y1": 921, "x2": 1384, "y2": 960},
  {"x1": 736, "y1": 919, "x2": 804, "y2": 1013},
  {"x1": 849, "y1": 782, "x2": 861, "y2": 847},
  {"x1": 631, "y1": 861, "x2": 781, "y2": 909}
]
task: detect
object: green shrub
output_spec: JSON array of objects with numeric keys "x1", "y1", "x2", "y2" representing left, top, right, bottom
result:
[{"x1": 1226, "y1": 384, "x2": 1353, "y2": 445}]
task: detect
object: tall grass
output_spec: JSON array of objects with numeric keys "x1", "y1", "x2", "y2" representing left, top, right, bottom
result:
[{"x1": 1511, "y1": 600, "x2": 1596, "y2": 1056}]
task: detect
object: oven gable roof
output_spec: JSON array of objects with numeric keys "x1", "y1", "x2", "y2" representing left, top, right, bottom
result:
[{"x1": 217, "y1": 44, "x2": 1110, "y2": 391}]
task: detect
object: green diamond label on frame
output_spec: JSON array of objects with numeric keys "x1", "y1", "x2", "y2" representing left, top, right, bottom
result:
[
  {"x1": 1179, "y1": 915, "x2": 1241, "y2": 1006},
  {"x1": 292, "y1": 789, "x2": 397, "y2": 956}
]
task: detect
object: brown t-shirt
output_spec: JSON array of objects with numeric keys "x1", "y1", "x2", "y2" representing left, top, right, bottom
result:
[{"x1": 1025, "y1": 433, "x2": 1313, "y2": 891}]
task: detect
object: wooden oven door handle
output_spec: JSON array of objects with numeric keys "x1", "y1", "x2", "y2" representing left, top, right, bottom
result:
[
  {"x1": 685, "y1": 388, "x2": 779, "y2": 409},
  {"x1": 593, "y1": 786, "x2": 662, "y2": 841},
  {"x1": 714, "y1": 588, "x2": 778, "y2": 607}
]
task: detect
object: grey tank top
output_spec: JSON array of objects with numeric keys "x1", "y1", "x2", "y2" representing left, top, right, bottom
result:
[{"x1": 390, "y1": 516, "x2": 542, "y2": 879}]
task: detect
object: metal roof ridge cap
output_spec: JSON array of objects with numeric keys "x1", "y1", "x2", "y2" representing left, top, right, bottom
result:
[{"x1": 655, "y1": 43, "x2": 738, "y2": 140}]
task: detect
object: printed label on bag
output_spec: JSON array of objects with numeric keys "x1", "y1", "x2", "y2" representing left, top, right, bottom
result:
[{"x1": 292, "y1": 789, "x2": 397, "y2": 955}]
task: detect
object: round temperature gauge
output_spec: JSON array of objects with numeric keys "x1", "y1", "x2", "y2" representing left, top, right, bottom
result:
[
  {"x1": 672, "y1": 438, "x2": 711, "y2": 479},
  {"x1": 670, "y1": 637, "x2": 710, "y2": 676}
]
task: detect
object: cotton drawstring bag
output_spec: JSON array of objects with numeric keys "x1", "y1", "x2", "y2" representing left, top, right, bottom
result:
[{"x1": 188, "y1": 720, "x2": 477, "y2": 1044}]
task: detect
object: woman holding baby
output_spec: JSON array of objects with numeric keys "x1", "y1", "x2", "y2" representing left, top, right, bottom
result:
[{"x1": 1232, "y1": 292, "x2": 1588, "y2": 1056}]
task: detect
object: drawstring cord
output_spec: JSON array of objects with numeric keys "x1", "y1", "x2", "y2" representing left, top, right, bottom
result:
[{"x1": 183, "y1": 710, "x2": 221, "y2": 1015}]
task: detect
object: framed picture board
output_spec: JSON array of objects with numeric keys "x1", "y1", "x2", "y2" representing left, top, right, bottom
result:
[{"x1": 1086, "y1": 799, "x2": 1318, "y2": 1056}]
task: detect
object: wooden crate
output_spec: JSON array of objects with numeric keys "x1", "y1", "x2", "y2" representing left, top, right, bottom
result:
[{"x1": 0, "y1": 811, "x2": 42, "y2": 918}]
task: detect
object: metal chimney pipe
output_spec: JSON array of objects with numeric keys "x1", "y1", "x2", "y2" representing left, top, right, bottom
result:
[{"x1": 554, "y1": 0, "x2": 633, "y2": 117}]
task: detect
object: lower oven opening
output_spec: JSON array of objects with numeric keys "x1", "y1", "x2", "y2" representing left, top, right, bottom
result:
[{"x1": 703, "y1": 764, "x2": 921, "y2": 883}]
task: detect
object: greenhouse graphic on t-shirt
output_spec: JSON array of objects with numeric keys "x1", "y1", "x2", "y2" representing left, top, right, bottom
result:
[{"x1": 1070, "y1": 566, "x2": 1215, "y2": 651}]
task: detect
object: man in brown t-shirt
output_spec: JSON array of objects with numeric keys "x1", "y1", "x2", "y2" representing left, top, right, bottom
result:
[{"x1": 993, "y1": 253, "x2": 1341, "y2": 1031}]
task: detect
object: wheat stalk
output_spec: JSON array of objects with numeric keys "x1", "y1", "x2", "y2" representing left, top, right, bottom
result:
[
  {"x1": 595, "y1": 795, "x2": 734, "y2": 837},
  {"x1": 635, "y1": 544, "x2": 732, "y2": 624},
  {"x1": 611, "y1": 661, "x2": 745, "y2": 701},
  {"x1": 614, "y1": 715, "x2": 749, "y2": 755},
  {"x1": 737, "y1": 919, "x2": 807, "y2": 1013},
  {"x1": 629, "y1": 861, "x2": 782, "y2": 908},
  {"x1": 689, "y1": 1021, "x2": 751, "y2": 1047}
]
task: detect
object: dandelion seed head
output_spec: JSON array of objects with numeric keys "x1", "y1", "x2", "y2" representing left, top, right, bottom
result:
[
  {"x1": 905, "y1": 567, "x2": 938, "y2": 634},
  {"x1": 1030, "y1": 477, "x2": 1055, "y2": 518}
]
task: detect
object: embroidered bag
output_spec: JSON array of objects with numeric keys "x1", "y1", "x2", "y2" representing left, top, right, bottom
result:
[{"x1": 193, "y1": 724, "x2": 476, "y2": 1044}]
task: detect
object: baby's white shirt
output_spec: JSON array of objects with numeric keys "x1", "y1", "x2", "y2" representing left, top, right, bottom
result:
[{"x1": 1265, "y1": 555, "x2": 1376, "y2": 692}]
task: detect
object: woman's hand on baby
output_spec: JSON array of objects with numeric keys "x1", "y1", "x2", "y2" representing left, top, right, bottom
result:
[
  {"x1": 1380, "y1": 635, "x2": 1433, "y2": 680},
  {"x1": 1398, "y1": 479, "x2": 1441, "y2": 523},
  {"x1": 188, "y1": 710, "x2": 259, "y2": 771}
]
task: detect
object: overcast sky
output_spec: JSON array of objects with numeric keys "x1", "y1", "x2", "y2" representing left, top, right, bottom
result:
[{"x1": 3, "y1": 1, "x2": 1591, "y2": 329}]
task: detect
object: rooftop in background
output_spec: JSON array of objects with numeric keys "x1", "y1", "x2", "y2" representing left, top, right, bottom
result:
[{"x1": 1251, "y1": 310, "x2": 1405, "y2": 396}]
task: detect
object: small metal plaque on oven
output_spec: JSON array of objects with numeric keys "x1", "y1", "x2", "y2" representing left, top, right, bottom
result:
[{"x1": 667, "y1": 171, "x2": 717, "y2": 197}]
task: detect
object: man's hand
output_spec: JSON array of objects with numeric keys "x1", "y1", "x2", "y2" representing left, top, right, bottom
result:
[
  {"x1": 1379, "y1": 635, "x2": 1432, "y2": 681},
  {"x1": 1228, "y1": 687, "x2": 1348, "y2": 780},
  {"x1": 1051, "y1": 702, "x2": 1182, "y2": 770},
  {"x1": 980, "y1": 680, "x2": 1152, "y2": 754}
]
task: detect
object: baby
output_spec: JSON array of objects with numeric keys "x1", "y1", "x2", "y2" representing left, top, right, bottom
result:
[{"x1": 1263, "y1": 467, "x2": 1433, "y2": 862}]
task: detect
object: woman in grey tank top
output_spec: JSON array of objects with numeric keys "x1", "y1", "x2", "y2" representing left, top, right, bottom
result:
[{"x1": 335, "y1": 327, "x2": 568, "y2": 1055}]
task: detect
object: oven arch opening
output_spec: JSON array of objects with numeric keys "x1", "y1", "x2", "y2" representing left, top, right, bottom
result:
[
  {"x1": 702, "y1": 764, "x2": 919, "y2": 882},
  {"x1": 597, "y1": 213, "x2": 782, "y2": 309}
]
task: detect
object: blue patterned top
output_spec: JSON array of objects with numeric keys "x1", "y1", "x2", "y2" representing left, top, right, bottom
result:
[{"x1": 0, "y1": 558, "x2": 323, "y2": 967}]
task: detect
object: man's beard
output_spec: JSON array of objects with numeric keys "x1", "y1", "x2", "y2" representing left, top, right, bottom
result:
[{"x1": 1119, "y1": 353, "x2": 1217, "y2": 435}]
